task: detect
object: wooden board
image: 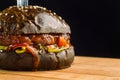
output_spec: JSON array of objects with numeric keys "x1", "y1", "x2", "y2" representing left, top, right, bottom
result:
[{"x1": 0, "y1": 56, "x2": 120, "y2": 80}]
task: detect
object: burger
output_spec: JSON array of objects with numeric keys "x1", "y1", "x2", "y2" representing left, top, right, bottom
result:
[{"x1": 0, "y1": 6, "x2": 74, "y2": 71}]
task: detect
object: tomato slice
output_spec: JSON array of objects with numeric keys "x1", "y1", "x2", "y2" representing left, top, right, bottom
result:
[{"x1": 58, "y1": 36, "x2": 68, "y2": 47}]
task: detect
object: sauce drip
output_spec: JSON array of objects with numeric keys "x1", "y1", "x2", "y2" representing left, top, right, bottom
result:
[{"x1": 26, "y1": 45, "x2": 39, "y2": 71}]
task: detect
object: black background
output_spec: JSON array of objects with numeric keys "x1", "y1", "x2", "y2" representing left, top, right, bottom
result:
[{"x1": 0, "y1": 0, "x2": 120, "y2": 58}]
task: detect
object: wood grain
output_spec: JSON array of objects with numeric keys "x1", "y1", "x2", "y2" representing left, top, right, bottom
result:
[{"x1": 0, "y1": 56, "x2": 120, "y2": 80}]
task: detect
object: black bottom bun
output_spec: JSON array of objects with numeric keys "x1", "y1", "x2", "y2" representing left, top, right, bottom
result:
[{"x1": 0, "y1": 47, "x2": 74, "y2": 71}]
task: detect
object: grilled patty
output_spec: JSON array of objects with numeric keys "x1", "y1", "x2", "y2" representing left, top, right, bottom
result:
[{"x1": 0, "y1": 34, "x2": 70, "y2": 46}]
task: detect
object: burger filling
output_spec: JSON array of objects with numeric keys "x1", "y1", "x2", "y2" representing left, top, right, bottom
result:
[
  {"x1": 0, "y1": 34, "x2": 71, "y2": 53},
  {"x1": 0, "y1": 34, "x2": 71, "y2": 70}
]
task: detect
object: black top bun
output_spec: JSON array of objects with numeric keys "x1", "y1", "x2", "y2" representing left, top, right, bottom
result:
[{"x1": 0, "y1": 6, "x2": 71, "y2": 34}]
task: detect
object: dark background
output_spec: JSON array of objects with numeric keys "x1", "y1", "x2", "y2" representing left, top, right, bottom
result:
[{"x1": 0, "y1": 0, "x2": 120, "y2": 58}]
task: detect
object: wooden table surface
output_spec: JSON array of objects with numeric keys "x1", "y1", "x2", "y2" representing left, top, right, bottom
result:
[{"x1": 0, "y1": 56, "x2": 120, "y2": 80}]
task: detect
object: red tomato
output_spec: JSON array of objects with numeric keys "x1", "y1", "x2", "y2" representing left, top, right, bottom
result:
[{"x1": 58, "y1": 36, "x2": 68, "y2": 47}]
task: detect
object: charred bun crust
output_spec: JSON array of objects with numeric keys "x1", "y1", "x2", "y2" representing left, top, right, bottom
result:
[
  {"x1": 0, "y1": 6, "x2": 71, "y2": 34},
  {"x1": 0, "y1": 46, "x2": 74, "y2": 71}
]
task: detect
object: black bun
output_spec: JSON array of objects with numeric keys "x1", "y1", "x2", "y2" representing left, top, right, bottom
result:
[
  {"x1": 0, "y1": 47, "x2": 74, "y2": 71},
  {"x1": 0, "y1": 6, "x2": 71, "y2": 34},
  {"x1": 0, "y1": 5, "x2": 74, "y2": 71}
]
